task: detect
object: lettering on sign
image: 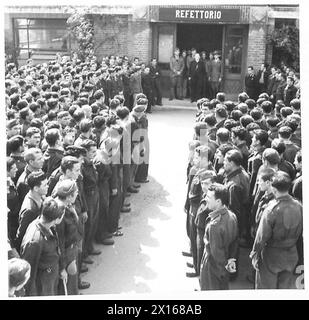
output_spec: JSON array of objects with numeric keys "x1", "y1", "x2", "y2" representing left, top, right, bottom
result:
[{"x1": 159, "y1": 8, "x2": 240, "y2": 23}]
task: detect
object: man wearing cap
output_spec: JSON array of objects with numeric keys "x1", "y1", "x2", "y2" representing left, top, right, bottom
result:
[
  {"x1": 209, "y1": 52, "x2": 223, "y2": 99},
  {"x1": 15, "y1": 171, "x2": 48, "y2": 253},
  {"x1": 250, "y1": 171, "x2": 302, "y2": 289},
  {"x1": 21, "y1": 197, "x2": 64, "y2": 296}
]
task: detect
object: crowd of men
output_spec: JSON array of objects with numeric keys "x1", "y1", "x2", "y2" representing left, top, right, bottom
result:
[
  {"x1": 184, "y1": 72, "x2": 303, "y2": 290},
  {"x1": 6, "y1": 53, "x2": 151, "y2": 296},
  {"x1": 170, "y1": 48, "x2": 224, "y2": 103}
]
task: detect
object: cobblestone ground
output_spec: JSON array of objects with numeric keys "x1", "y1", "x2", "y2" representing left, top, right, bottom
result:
[{"x1": 81, "y1": 100, "x2": 253, "y2": 297}]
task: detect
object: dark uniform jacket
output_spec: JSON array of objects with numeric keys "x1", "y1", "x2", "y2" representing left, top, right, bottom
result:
[
  {"x1": 248, "y1": 147, "x2": 265, "y2": 197},
  {"x1": 42, "y1": 147, "x2": 64, "y2": 178},
  {"x1": 224, "y1": 167, "x2": 250, "y2": 222},
  {"x1": 251, "y1": 194, "x2": 302, "y2": 273},
  {"x1": 202, "y1": 206, "x2": 238, "y2": 278},
  {"x1": 11, "y1": 154, "x2": 26, "y2": 185},
  {"x1": 16, "y1": 165, "x2": 33, "y2": 205},
  {"x1": 284, "y1": 85, "x2": 297, "y2": 106},
  {"x1": 283, "y1": 141, "x2": 300, "y2": 164},
  {"x1": 188, "y1": 60, "x2": 205, "y2": 79},
  {"x1": 82, "y1": 158, "x2": 99, "y2": 195},
  {"x1": 21, "y1": 218, "x2": 60, "y2": 296},
  {"x1": 236, "y1": 141, "x2": 250, "y2": 171},
  {"x1": 245, "y1": 73, "x2": 258, "y2": 100},
  {"x1": 15, "y1": 192, "x2": 42, "y2": 252}
]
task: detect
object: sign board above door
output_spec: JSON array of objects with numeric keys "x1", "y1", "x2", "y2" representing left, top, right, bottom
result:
[{"x1": 159, "y1": 7, "x2": 241, "y2": 23}]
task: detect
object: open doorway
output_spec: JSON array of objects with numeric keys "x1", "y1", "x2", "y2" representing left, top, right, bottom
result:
[{"x1": 176, "y1": 23, "x2": 223, "y2": 56}]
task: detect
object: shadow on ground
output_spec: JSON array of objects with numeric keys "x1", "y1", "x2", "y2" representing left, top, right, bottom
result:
[{"x1": 81, "y1": 176, "x2": 172, "y2": 295}]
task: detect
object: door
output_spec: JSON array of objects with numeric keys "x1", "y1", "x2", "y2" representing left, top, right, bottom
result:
[
  {"x1": 222, "y1": 25, "x2": 248, "y2": 100},
  {"x1": 152, "y1": 23, "x2": 177, "y2": 97}
]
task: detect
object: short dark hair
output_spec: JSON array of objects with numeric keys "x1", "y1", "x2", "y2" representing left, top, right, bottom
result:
[
  {"x1": 259, "y1": 168, "x2": 276, "y2": 182},
  {"x1": 216, "y1": 128, "x2": 230, "y2": 143},
  {"x1": 116, "y1": 106, "x2": 130, "y2": 120},
  {"x1": 238, "y1": 92, "x2": 249, "y2": 103},
  {"x1": 26, "y1": 127, "x2": 41, "y2": 138},
  {"x1": 215, "y1": 106, "x2": 228, "y2": 119},
  {"x1": 240, "y1": 115, "x2": 254, "y2": 128},
  {"x1": 237, "y1": 102, "x2": 248, "y2": 114},
  {"x1": 203, "y1": 114, "x2": 217, "y2": 127},
  {"x1": 80, "y1": 139, "x2": 97, "y2": 151},
  {"x1": 261, "y1": 101, "x2": 273, "y2": 114},
  {"x1": 232, "y1": 126, "x2": 247, "y2": 141},
  {"x1": 272, "y1": 171, "x2": 292, "y2": 193},
  {"x1": 93, "y1": 89, "x2": 104, "y2": 100},
  {"x1": 225, "y1": 149, "x2": 243, "y2": 166},
  {"x1": 278, "y1": 126, "x2": 292, "y2": 139},
  {"x1": 254, "y1": 129, "x2": 269, "y2": 146},
  {"x1": 208, "y1": 183, "x2": 229, "y2": 206},
  {"x1": 93, "y1": 115, "x2": 106, "y2": 129},
  {"x1": 109, "y1": 98, "x2": 120, "y2": 110},
  {"x1": 216, "y1": 92, "x2": 225, "y2": 103},
  {"x1": 27, "y1": 170, "x2": 46, "y2": 190},
  {"x1": 61, "y1": 156, "x2": 80, "y2": 173},
  {"x1": 290, "y1": 98, "x2": 300, "y2": 110},
  {"x1": 45, "y1": 128, "x2": 60, "y2": 147},
  {"x1": 280, "y1": 107, "x2": 293, "y2": 118},
  {"x1": 231, "y1": 109, "x2": 243, "y2": 121},
  {"x1": 41, "y1": 196, "x2": 64, "y2": 222},
  {"x1": 271, "y1": 138, "x2": 286, "y2": 155},
  {"x1": 79, "y1": 119, "x2": 92, "y2": 133}
]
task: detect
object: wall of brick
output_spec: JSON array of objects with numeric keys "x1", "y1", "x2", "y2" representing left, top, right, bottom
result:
[
  {"x1": 246, "y1": 23, "x2": 267, "y2": 71},
  {"x1": 127, "y1": 20, "x2": 152, "y2": 63},
  {"x1": 93, "y1": 15, "x2": 129, "y2": 59},
  {"x1": 93, "y1": 15, "x2": 152, "y2": 63}
]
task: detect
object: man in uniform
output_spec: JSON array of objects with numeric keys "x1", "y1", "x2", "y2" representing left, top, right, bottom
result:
[
  {"x1": 149, "y1": 58, "x2": 162, "y2": 106},
  {"x1": 21, "y1": 197, "x2": 64, "y2": 296},
  {"x1": 169, "y1": 48, "x2": 184, "y2": 100},
  {"x1": 223, "y1": 149, "x2": 250, "y2": 246},
  {"x1": 200, "y1": 183, "x2": 238, "y2": 290},
  {"x1": 208, "y1": 51, "x2": 223, "y2": 99},
  {"x1": 250, "y1": 171, "x2": 302, "y2": 289},
  {"x1": 245, "y1": 66, "x2": 258, "y2": 101}
]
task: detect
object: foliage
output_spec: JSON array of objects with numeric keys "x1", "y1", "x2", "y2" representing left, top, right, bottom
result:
[
  {"x1": 268, "y1": 24, "x2": 299, "y2": 70},
  {"x1": 66, "y1": 7, "x2": 94, "y2": 61}
]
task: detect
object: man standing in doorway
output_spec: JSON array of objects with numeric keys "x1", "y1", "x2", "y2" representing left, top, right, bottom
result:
[
  {"x1": 149, "y1": 58, "x2": 162, "y2": 106},
  {"x1": 169, "y1": 48, "x2": 184, "y2": 101},
  {"x1": 188, "y1": 53, "x2": 205, "y2": 103},
  {"x1": 209, "y1": 51, "x2": 223, "y2": 99}
]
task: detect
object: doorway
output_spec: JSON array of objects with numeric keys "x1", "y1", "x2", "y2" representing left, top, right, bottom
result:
[{"x1": 176, "y1": 23, "x2": 223, "y2": 56}]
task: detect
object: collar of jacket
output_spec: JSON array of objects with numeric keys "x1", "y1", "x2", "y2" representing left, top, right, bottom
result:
[
  {"x1": 275, "y1": 194, "x2": 293, "y2": 201},
  {"x1": 27, "y1": 191, "x2": 43, "y2": 209},
  {"x1": 209, "y1": 206, "x2": 228, "y2": 221},
  {"x1": 237, "y1": 141, "x2": 247, "y2": 149},
  {"x1": 47, "y1": 147, "x2": 64, "y2": 154},
  {"x1": 226, "y1": 167, "x2": 242, "y2": 180},
  {"x1": 35, "y1": 220, "x2": 54, "y2": 240}
]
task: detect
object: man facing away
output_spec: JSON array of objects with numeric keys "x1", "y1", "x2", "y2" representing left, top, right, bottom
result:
[{"x1": 250, "y1": 171, "x2": 302, "y2": 289}]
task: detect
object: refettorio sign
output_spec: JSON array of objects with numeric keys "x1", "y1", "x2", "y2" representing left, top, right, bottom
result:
[{"x1": 159, "y1": 7, "x2": 241, "y2": 23}]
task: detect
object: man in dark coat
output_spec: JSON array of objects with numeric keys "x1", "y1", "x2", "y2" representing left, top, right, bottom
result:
[
  {"x1": 149, "y1": 58, "x2": 162, "y2": 106},
  {"x1": 245, "y1": 66, "x2": 258, "y2": 101},
  {"x1": 188, "y1": 53, "x2": 206, "y2": 103}
]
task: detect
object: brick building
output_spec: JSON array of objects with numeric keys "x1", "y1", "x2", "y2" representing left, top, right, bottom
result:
[{"x1": 5, "y1": 5, "x2": 299, "y2": 99}]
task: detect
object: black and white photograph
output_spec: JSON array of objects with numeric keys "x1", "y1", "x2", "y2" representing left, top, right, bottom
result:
[{"x1": 3, "y1": 0, "x2": 307, "y2": 300}]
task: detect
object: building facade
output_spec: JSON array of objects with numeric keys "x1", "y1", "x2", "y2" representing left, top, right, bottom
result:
[{"x1": 5, "y1": 5, "x2": 299, "y2": 99}]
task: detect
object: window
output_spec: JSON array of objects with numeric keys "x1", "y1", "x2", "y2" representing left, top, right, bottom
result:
[
  {"x1": 224, "y1": 27, "x2": 244, "y2": 74},
  {"x1": 14, "y1": 18, "x2": 71, "y2": 60}
]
